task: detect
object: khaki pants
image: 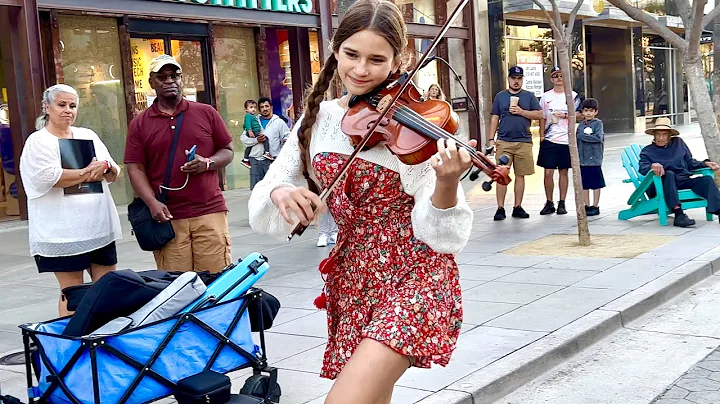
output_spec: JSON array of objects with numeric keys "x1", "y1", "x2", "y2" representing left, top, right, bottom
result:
[
  {"x1": 495, "y1": 140, "x2": 535, "y2": 176},
  {"x1": 153, "y1": 211, "x2": 232, "y2": 273}
]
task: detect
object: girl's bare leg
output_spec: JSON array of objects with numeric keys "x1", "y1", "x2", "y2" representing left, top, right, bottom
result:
[
  {"x1": 593, "y1": 189, "x2": 601, "y2": 207},
  {"x1": 325, "y1": 339, "x2": 410, "y2": 404}
]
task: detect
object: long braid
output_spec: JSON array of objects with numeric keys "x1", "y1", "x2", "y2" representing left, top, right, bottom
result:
[{"x1": 298, "y1": 54, "x2": 338, "y2": 195}]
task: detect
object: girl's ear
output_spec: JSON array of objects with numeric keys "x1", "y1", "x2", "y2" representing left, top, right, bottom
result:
[{"x1": 392, "y1": 58, "x2": 402, "y2": 72}]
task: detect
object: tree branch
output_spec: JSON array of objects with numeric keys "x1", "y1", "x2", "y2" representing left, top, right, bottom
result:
[
  {"x1": 607, "y1": 0, "x2": 687, "y2": 51},
  {"x1": 532, "y1": 0, "x2": 563, "y2": 34},
  {"x1": 702, "y1": 3, "x2": 720, "y2": 28},
  {"x1": 687, "y1": 0, "x2": 707, "y2": 56},
  {"x1": 674, "y1": 0, "x2": 692, "y2": 28},
  {"x1": 565, "y1": 0, "x2": 585, "y2": 40},
  {"x1": 547, "y1": 0, "x2": 564, "y2": 31}
]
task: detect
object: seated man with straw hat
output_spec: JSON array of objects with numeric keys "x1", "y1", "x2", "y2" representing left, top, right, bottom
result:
[{"x1": 639, "y1": 117, "x2": 720, "y2": 227}]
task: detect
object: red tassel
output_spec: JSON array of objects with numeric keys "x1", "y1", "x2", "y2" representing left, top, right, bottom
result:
[
  {"x1": 318, "y1": 257, "x2": 333, "y2": 275},
  {"x1": 313, "y1": 292, "x2": 327, "y2": 310}
]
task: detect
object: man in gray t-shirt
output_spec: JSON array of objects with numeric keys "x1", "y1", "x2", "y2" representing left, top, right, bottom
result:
[{"x1": 488, "y1": 66, "x2": 543, "y2": 221}]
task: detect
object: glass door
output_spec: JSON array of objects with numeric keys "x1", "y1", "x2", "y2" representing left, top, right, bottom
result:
[
  {"x1": 130, "y1": 35, "x2": 213, "y2": 112},
  {"x1": 644, "y1": 44, "x2": 679, "y2": 125}
]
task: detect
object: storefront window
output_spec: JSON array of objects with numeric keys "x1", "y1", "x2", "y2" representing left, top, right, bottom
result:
[
  {"x1": 394, "y1": 0, "x2": 437, "y2": 25},
  {"x1": 172, "y1": 40, "x2": 208, "y2": 104},
  {"x1": 310, "y1": 30, "x2": 321, "y2": 85},
  {"x1": 58, "y1": 15, "x2": 131, "y2": 205},
  {"x1": 270, "y1": 29, "x2": 294, "y2": 126},
  {"x1": 0, "y1": 44, "x2": 20, "y2": 221},
  {"x1": 505, "y1": 24, "x2": 554, "y2": 96},
  {"x1": 130, "y1": 38, "x2": 166, "y2": 111},
  {"x1": 643, "y1": 35, "x2": 672, "y2": 119},
  {"x1": 213, "y1": 25, "x2": 260, "y2": 190}
]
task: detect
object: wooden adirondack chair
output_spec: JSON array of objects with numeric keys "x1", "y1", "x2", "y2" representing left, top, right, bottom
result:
[{"x1": 618, "y1": 143, "x2": 715, "y2": 225}]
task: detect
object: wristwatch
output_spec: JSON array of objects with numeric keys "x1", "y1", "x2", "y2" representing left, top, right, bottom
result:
[
  {"x1": 103, "y1": 160, "x2": 111, "y2": 174},
  {"x1": 206, "y1": 158, "x2": 215, "y2": 171}
]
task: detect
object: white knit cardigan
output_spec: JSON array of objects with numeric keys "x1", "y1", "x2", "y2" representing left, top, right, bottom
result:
[{"x1": 247, "y1": 99, "x2": 473, "y2": 254}]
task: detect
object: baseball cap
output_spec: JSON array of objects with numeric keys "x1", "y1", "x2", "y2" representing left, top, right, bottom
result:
[
  {"x1": 149, "y1": 55, "x2": 182, "y2": 75},
  {"x1": 508, "y1": 66, "x2": 524, "y2": 77},
  {"x1": 550, "y1": 66, "x2": 562, "y2": 76}
]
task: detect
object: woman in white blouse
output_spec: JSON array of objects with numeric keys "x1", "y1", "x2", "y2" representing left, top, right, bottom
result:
[{"x1": 19, "y1": 84, "x2": 122, "y2": 316}]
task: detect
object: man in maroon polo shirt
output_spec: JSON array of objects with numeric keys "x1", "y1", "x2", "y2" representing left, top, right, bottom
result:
[{"x1": 124, "y1": 55, "x2": 234, "y2": 273}]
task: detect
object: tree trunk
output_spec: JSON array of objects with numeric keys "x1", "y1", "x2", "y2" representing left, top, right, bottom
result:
[
  {"x1": 713, "y1": 0, "x2": 720, "y2": 114},
  {"x1": 684, "y1": 57, "x2": 720, "y2": 170},
  {"x1": 558, "y1": 41, "x2": 591, "y2": 246}
]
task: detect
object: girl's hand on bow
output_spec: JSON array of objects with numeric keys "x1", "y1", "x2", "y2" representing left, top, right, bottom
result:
[
  {"x1": 431, "y1": 138, "x2": 475, "y2": 186},
  {"x1": 271, "y1": 186, "x2": 327, "y2": 226}
]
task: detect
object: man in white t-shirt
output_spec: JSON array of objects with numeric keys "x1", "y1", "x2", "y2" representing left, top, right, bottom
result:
[{"x1": 537, "y1": 66, "x2": 581, "y2": 215}]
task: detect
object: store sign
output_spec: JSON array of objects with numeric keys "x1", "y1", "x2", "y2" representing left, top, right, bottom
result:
[
  {"x1": 516, "y1": 51, "x2": 544, "y2": 97},
  {"x1": 169, "y1": 0, "x2": 312, "y2": 14}
]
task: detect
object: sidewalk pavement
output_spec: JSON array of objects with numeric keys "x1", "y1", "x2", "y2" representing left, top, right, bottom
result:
[{"x1": 0, "y1": 124, "x2": 719, "y2": 403}]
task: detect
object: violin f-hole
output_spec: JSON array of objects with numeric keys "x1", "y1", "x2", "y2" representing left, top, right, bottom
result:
[{"x1": 366, "y1": 117, "x2": 390, "y2": 130}]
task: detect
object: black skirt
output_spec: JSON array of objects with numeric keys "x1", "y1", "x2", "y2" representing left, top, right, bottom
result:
[{"x1": 34, "y1": 242, "x2": 118, "y2": 273}]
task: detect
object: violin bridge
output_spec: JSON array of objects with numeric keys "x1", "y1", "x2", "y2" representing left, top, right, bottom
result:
[{"x1": 377, "y1": 95, "x2": 393, "y2": 114}]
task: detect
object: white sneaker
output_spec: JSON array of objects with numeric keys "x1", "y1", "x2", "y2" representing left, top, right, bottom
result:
[
  {"x1": 328, "y1": 233, "x2": 337, "y2": 245},
  {"x1": 317, "y1": 234, "x2": 328, "y2": 247}
]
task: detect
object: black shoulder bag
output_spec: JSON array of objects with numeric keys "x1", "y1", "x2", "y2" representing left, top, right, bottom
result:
[{"x1": 127, "y1": 112, "x2": 185, "y2": 251}]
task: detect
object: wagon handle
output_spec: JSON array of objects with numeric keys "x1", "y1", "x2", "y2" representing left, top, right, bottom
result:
[{"x1": 187, "y1": 296, "x2": 217, "y2": 313}]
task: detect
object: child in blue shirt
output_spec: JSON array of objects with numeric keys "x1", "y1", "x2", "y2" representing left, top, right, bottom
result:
[
  {"x1": 576, "y1": 98, "x2": 605, "y2": 216},
  {"x1": 241, "y1": 100, "x2": 272, "y2": 169}
]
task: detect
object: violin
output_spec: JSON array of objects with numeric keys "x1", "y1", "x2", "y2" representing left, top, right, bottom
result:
[
  {"x1": 341, "y1": 73, "x2": 511, "y2": 185},
  {"x1": 287, "y1": 0, "x2": 510, "y2": 240}
]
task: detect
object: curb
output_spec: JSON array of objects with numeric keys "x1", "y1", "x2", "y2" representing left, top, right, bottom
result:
[{"x1": 417, "y1": 255, "x2": 720, "y2": 404}]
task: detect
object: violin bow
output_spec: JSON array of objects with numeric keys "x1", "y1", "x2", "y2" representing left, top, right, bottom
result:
[{"x1": 288, "y1": 0, "x2": 470, "y2": 241}]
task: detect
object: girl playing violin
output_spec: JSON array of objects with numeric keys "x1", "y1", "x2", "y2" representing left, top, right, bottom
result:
[{"x1": 248, "y1": 0, "x2": 475, "y2": 402}]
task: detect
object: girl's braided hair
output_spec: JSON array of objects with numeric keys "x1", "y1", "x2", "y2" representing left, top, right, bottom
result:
[{"x1": 296, "y1": 0, "x2": 407, "y2": 194}]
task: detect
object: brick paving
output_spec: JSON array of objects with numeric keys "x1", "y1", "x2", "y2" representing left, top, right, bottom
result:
[{"x1": 652, "y1": 350, "x2": 720, "y2": 404}]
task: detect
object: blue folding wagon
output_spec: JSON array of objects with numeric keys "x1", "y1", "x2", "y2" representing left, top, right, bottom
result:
[{"x1": 18, "y1": 253, "x2": 281, "y2": 404}]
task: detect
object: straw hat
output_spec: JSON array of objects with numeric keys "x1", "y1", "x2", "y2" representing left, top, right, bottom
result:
[{"x1": 645, "y1": 117, "x2": 679, "y2": 136}]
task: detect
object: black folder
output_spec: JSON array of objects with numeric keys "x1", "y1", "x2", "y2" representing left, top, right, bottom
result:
[{"x1": 58, "y1": 139, "x2": 103, "y2": 195}]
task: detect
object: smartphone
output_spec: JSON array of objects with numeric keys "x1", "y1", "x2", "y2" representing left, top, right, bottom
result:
[{"x1": 187, "y1": 145, "x2": 197, "y2": 162}]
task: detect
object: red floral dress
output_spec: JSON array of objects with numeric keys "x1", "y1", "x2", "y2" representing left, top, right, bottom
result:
[{"x1": 312, "y1": 152, "x2": 463, "y2": 380}]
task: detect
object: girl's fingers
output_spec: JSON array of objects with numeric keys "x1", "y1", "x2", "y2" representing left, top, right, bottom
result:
[
  {"x1": 296, "y1": 196, "x2": 316, "y2": 224},
  {"x1": 458, "y1": 147, "x2": 472, "y2": 165},
  {"x1": 436, "y1": 138, "x2": 447, "y2": 163},
  {"x1": 445, "y1": 139, "x2": 458, "y2": 160},
  {"x1": 278, "y1": 203, "x2": 293, "y2": 225},
  {"x1": 430, "y1": 154, "x2": 441, "y2": 170},
  {"x1": 284, "y1": 199, "x2": 305, "y2": 225}
]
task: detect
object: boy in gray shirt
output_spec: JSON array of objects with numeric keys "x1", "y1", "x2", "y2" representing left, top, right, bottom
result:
[{"x1": 576, "y1": 98, "x2": 605, "y2": 216}]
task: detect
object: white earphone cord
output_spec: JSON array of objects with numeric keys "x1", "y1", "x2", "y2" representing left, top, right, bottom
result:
[{"x1": 158, "y1": 173, "x2": 190, "y2": 192}]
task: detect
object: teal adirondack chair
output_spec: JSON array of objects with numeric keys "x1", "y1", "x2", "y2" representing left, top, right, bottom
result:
[{"x1": 618, "y1": 143, "x2": 715, "y2": 225}]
